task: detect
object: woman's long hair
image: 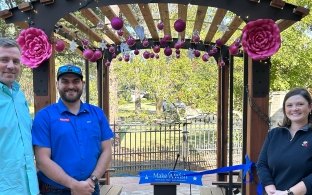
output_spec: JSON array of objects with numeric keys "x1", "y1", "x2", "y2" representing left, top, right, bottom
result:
[{"x1": 279, "y1": 88, "x2": 312, "y2": 127}]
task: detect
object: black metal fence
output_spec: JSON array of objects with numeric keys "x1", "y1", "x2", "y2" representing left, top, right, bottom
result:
[{"x1": 110, "y1": 114, "x2": 243, "y2": 176}]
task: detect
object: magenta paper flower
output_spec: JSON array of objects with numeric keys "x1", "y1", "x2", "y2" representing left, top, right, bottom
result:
[
  {"x1": 242, "y1": 19, "x2": 281, "y2": 61},
  {"x1": 16, "y1": 27, "x2": 52, "y2": 68}
]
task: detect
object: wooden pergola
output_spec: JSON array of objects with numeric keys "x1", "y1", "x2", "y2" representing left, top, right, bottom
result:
[{"x1": 0, "y1": 0, "x2": 309, "y2": 194}]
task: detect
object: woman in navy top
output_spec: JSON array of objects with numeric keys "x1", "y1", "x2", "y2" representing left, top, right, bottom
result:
[{"x1": 257, "y1": 88, "x2": 312, "y2": 195}]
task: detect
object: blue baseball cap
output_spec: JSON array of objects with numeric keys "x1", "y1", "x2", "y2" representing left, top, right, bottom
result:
[{"x1": 57, "y1": 64, "x2": 83, "y2": 80}]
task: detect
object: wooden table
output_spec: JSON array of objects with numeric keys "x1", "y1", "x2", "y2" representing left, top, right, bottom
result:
[{"x1": 100, "y1": 185, "x2": 123, "y2": 195}]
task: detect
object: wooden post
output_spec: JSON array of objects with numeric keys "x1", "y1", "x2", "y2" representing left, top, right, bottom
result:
[
  {"x1": 246, "y1": 57, "x2": 270, "y2": 195},
  {"x1": 33, "y1": 55, "x2": 56, "y2": 113},
  {"x1": 217, "y1": 63, "x2": 229, "y2": 181}
]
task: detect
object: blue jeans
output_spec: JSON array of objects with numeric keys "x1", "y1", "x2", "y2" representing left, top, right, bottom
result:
[{"x1": 40, "y1": 183, "x2": 100, "y2": 195}]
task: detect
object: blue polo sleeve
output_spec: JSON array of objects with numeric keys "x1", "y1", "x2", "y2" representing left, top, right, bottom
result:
[
  {"x1": 32, "y1": 109, "x2": 51, "y2": 148},
  {"x1": 256, "y1": 131, "x2": 274, "y2": 187}
]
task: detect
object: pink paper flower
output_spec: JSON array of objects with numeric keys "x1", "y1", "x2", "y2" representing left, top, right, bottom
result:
[
  {"x1": 242, "y1": 19, "x2": 281, "y2": 61},
  {"x1": 16, "y1": 27, "x2": 52, "y2": 68}
]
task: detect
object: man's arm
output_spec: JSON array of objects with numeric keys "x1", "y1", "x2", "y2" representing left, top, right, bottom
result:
[
  {"x1": 89, "y1": 139, "x2": 113, "y2": 180},
  {"x1": 34, "y1": 146, "x2": 95, "y2": 195}
]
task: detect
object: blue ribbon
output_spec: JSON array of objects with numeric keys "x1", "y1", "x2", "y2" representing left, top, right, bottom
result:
[
  {"x1": 187, "y1": 155, "x2": 254, "y2": 179},
  {"x1": 139, "y1": 155, "x2": 261, "y2": 194}
]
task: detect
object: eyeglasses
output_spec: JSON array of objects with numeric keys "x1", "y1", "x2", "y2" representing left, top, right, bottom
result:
[{"x1": 57, "y1": 65, "x2": 82, "y2": 76}]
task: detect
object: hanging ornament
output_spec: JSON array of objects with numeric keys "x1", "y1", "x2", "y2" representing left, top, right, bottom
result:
[
  {"x1": 229, "y1": 44, "x2": 239, "y2": 55},
  {"x1": 164, "y1": 47, "x2": 172, "y2": 56},
  {"x1": 81, "y1": 39, "x2": 89, "y2": 47},
  {"x1": 202, "y1": 53, "x2": 210, "y2": 62},
  {"x1": 155, "y1": 54, "x2": 159, "y2": 59},
  {"x1": 109, "y1": 45, "x2": 115, "y2": 53},
  {"x1": 124, "y1": 54, "x2": 130, "y2": 62},
  {"x1": 194, "y1": 50, "x2": 201, "y2": 57},
  {"x1": 134, "y1": 25, "x2": 145, "y2": 41},
  {"x1": 96, "y1": 21, "x2": 104, "y2": 29},
  {"x1": 159, "y1": 38, "x2": 167, "y2": 47},
  {"x1": 126, "y1": 36, "x2": 136, "y2": 47},
  {"x1": 215, "y1": 39, "x2": 223, "y2": 48},
  {"x1": 192, "y1": 30, "x2": 200, "y2": 43},
  {"x1": 120, "y1": 42, "x2": 131, "y2": 54},
  {"x1": 217, "y1": 23, "x2": 229, "y2": 33},
  {"x1": 89, "y1": 55, "x2": 98, "y2": 62},
  {"x1": 176, "y1": 54, "x2": 180, "y2": 59},
  {"x1": 111, "y1": 17, "x2": 124, "y2": 30},
  {"x1": 163, "y1": 34, "x2": 171, "y2": 41},
  {"x1": 69, "y1": 40, "x2": 78, "y2": 52},
  {"x1": 208, "y1": 46, "x2": 218, "y2": 56},
  {"x1": 142, "y1": 39, "x2": 149, "y2": 47},
  {"x1": 105, "y1": 60, "x2": 111, "y2": 66},
  {"x1": 143, "y1": 51, "x2": 150, "y2": 59},
  {"x1": 149, "y1": 52, "x2": 155, "y2": 58},
  {"x1": 55, "y1": 39, "x2": 65, "y2": 52},
  {"x1": 218, "y1": 58, "x2": 225, "y2": 67},
  {"x1": 174, "y1": 19, "x2": 186, "y2": 32},
  {"x1": 117, "y1": 29, "x2": 124, "y2": 36},
  {"x1": 153, "y1": 45, "x2": 160, "y2": 53},
  {"x1": 174, "y1": 40, "x2": 184, "y2": 49},
  {"x1": 187, "y1": 48, "x2": 195, "y2": 60},
  {"x1": 83, "y1": 49, "x2": 94, "y2": 60},
  {"x1": 134, "y1": 48, "x2": 140, "y2": 55},
  {"x1": 118, "y1": 56, "x2": 123, "y2": 61},
  {"x1": 99, "y1": 40, "x2": 108, "y2": 50},
  {"x1": 93, "y1": 50, "x2": 103, "y2": 60},
  {"x1": 157, "y1": 21, "x2": 164, "y2": 30},
  {"x1": 175, "y1": 49, "x2": 180, "y2": 55},
  {"x1": 112, "y1": 53, "x2": 117, "y2": 58}
]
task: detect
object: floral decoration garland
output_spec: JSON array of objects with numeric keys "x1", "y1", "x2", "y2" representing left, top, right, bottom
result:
[{"x1": 16, "y1": 27, "x2": 52, "y2": 68}]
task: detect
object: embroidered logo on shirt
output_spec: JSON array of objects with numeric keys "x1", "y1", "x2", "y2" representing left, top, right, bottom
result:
[
  {"x1": 302, "y1": 141, "x2": 308, "y2": 147},
  {"x1": 59, "y1": 118, "x2": 70, "y2": 122}
]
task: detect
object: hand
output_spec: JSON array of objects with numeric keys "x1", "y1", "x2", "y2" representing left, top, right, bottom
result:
[{"x1": 70, "y1": 180, "x2": 95, "y2": 195}]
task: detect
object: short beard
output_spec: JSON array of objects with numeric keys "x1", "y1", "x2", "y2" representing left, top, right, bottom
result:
[{"x1": 59, "y1": 90, "x2": 82, "y2": 103}]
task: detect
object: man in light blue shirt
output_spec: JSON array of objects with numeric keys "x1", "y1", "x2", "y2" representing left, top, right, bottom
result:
[{"x1": 0, "y1": 37, "x2": 39, "y2": 195}]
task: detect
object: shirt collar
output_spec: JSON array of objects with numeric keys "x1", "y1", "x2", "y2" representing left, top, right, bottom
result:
[
  {"x1": 283, "y1": 124, "x2": 312, "y2": 132},
  {"x1": 0, "y1": 81, "x2": 20, "y2": 92},
  {"x1": 56, "y1": 98, "x2": 90, "y2": 114}
]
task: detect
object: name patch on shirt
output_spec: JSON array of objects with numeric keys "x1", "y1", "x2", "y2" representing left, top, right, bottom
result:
[{"x1": 59, "y1": 118, "x2": 70, "y2": 122}]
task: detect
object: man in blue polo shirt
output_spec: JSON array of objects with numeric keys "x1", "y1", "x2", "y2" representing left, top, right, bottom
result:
[{"x1": 32, "y1": 64, "x2": 114, "y2": 195}]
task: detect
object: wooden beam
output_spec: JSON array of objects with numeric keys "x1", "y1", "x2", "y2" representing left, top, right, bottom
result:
[
  {"x1": 0, "y1": 9, "x2": 12, "y2": 19},
  {"x1": 80, "y1": 8, "x2": 121, "y2": 44},
  {"x1": 293, "y1": 6, "x2": 310, "y2": 16},
  {"x1": 158, "y1": 3, "x2": 171, "y2": 37},
  {"x1": 18, "y1": 2, "x2": 33, "y2": 12},
  {"x1": 270, "y1": 0, "x2": 285, "y2": 9},
  {"x1": 63, "y1": 13, "x2": 102, "y2": 43},
  {"x1": 56, "y1": 25, "x2": 97, "y2": 49},
  {"x1": 178, "y1": 4, "x2": 188, "y2": 40},
  {"x1": 98, "y1": 6, "x2": 131, "y2": 38},
  {"x1": 40, "y1": 0, "x2": 55, "y2": 5},
  {"x1": 276, "y1": 19, "x2": 296, "y2": 32},
  {"x1": 204, "y1": 8, "x2": 227, "y2": 43},
  {"x1": 220, "y1": 16, "x2": 243, "y2": 45},
  {"x1": 193, "y1": 6, "x2": 208, "y2": 34},
  {"x1": 118, "y1": 4, "x2": 139, "y2": 27},
  {"x1": 14, "y1": 21, "x2": 29, "y2": 29},
  {"x1": 138, "y1": 4, "x2": 159, "y2": 40}
]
